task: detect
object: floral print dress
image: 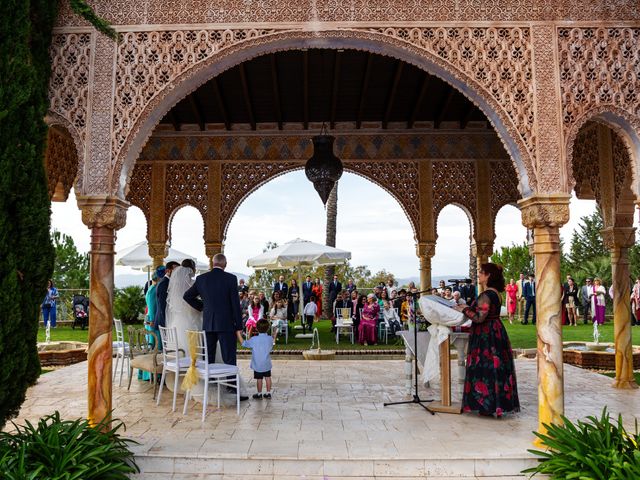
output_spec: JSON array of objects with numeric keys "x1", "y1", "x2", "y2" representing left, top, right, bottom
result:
[{"x1": 462, "y1": 290, "x2": 520, "y2": 416}]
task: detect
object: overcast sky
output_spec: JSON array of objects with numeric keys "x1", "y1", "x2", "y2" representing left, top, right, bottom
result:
[{"x1": 52, "y1": 170, "x2": 613, "y2": 280}]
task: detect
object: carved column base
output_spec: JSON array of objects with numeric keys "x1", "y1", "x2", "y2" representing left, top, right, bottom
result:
[{"x1": 519, "y1": 194, "x2": 570, "y2": 444}]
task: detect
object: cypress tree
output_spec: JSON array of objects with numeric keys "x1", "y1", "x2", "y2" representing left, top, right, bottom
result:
[{"x1": 0, "y1": 0, "x2": 58, "y2": 427}]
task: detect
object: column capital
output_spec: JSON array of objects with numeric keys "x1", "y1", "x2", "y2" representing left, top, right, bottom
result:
[
  {"x1": 77, "y1": 196, "x2": 129, "y2": 230},
  {"x1": 601, "y1": 226, "x2": 636, "y2": 250},
  {"x1": 205, "y1": 242, "x2": 224, "y2": 258},
  {"x1": 518, "y1": 194, "x2": 571, "y2": 229},
  {"x1": 471, "y1": 241, "x2": 493, "y2": 258},
  {"x1": 416, "y1": 241, "x2": 436, "y2": 258},
  {"x1": 148, "y1": 242, "x2": 169, "y2": 259}
]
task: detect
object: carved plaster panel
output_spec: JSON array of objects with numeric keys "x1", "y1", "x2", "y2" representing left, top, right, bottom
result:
[
  {"x1": 165, "y1": 162, "x2": 209, "y2": 220},
  {"x1": 45, "y1": 126, "x2": 79, "y2": 201},
  {"x1": 490, "y1": 160, "x2": 520, "y2": 220},
  {"x1": 432, "y1": 160, "x2": 477, "y2": 232},
  {"x1": 572, "y1": 122, "x2": 600, "y2": 200},
  {"x1": 126, "y1": 163, "x2": 152, "y2": 220}
]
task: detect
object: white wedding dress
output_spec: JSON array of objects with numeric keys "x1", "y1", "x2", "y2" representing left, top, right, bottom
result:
[{"x1": 163, "y1": 266, "x2": 248, "y2": 403}]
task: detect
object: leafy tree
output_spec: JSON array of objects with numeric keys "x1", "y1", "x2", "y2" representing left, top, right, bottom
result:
[
  {"x1": 490, "y1": 243, "x2": 533, "y2": 282},
  {"x1": 0, "y1": 0, "x2": 115, "y2": 428},
  {"x1": 629, "y1": 243, "x2": 640, "y2": 281},
  {"x1": 369, "y1": 269, "x2": 396, "y2": 287},
  {"x1": 568, "y1": 208, "x2": 607, "y2": 269},
  {"x1": 113, "y1": 286, "x2": 146, "y2": 324},
  {"x1": 51, "y1": 230, "x2": 89, "y2": 289}
]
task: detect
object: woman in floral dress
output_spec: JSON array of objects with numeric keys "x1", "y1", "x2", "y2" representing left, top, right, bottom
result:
[{"x1": 455, "y1": 263, "x2": 520, "y2": 417}]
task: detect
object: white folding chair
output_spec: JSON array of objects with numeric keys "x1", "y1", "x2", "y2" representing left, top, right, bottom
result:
[
  {"x1": 182, "y1": 330, "x2": 240, "y2": 421},
  {"x1": 112, "y1": 319, "x2": 130, "y2": 387},
  {"x1": 156, "y1": 326, "x2": 190, "y2": 412},
  {"x1": 335, "y1": 308, "x2": 353, "y2": 344}
]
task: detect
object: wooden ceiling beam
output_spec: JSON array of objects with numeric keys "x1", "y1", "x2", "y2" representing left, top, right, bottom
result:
[
  {"x1": 238, "y1": 63, "x2": 256, "y2": 130},
  {"x1": 434, "y1": 88, "x2": 455, "y2": 129},
  {"x1": 383, "y1": 61, "x2": 404, "y2": 129},
  {"x1": 330, "y1": 50, "x2": 342, "y2": 129},
  {"x1": 167, "y1": 110, "x2": 180, "y2": 131},
  {"x1": 408, "y1": 73, "x2": 430, "y2": 129},
  {"x1": 356, "y1": 53, "x2": 373, "y2": 129},
  {"x1": 303, "y1": 50, "x2": 309, "y2": 130},
  {"x1": 270, "y1": 54, "x2": 283, "y2": 130},
  {"x1": 460, "y1": 103, "x2": 476, "y2": 129},
  {"x1": 211, "y1": 78, "x2": 230, "y2": 130},
  {"x1": 188, "y1": 93, "x2": 205, "y2": 131}
]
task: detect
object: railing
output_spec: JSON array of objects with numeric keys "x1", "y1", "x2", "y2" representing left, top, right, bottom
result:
[{"x1": 38, "y1": 288, "x2": 90, "y2": 325}]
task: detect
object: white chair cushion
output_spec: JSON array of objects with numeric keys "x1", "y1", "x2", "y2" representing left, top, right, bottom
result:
[
  {"x1": 131, "y1": 354, "x2": 162, "y2": 373},
  {"x1": 165, "y1": 357, "x2": 192, "y2": 369}
]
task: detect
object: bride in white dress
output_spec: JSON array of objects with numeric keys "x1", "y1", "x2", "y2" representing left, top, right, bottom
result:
[{"x1": 164, "y1": 265, "x2": 248, "y2": 402}]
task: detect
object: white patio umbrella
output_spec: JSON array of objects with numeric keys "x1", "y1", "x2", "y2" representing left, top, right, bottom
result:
[
  {"x1": 246, "y1": 238, "x2": 351, "y2": 318},
  {"x1": 115, "y1": 241, "x2": 209, "y2": 274}
]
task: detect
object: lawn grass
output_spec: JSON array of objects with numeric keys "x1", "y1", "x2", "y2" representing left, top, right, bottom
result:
[
  {"x1": 602, "y1": 371, "x2": 640, "y2": 384},
  {"x1": 37, "y1": 318, "x2": 630, "y2": 351}
]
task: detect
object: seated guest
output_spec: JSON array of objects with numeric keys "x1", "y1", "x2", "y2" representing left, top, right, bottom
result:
[
  {"x1": 452, "y1": 291, "x2": 466, "y2": 306},
  {"x1": 382, "y1": 300, "x2": 402, "y2": 335},
  {"x1": 359, "y1": 294, "x2": 380, "y2": 346},
  {"x1": 393, "y1": 289, "x2": 405, "y2": 312},
  {"x1": 442, "y1": 286, "x2": 454, "y2": 301},
  {"x1": 269, "y1": 299, "x2": 287, "y2": 344},
  {"x1": 259, "y1": 291, "x2": 270, "y2": 314},
  {"x1": 270, "y1": 290, "x2": 282, "y2": 310},
  {"x1": 246, "y1": 295, "x2": 264, "y2": 337},
  {"x1": 379, "y1": 289, "x2": 389, "y2": 308},
  {"x1": 333, "y1": 292, "x2": 353, "y2": 330},
  {"x1": 431, "y1": 288, "x2": 439, "y2": 296}
]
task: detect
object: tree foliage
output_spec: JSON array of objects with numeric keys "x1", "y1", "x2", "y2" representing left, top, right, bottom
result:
[
  {"x1": 568, "y1": 208, "x2": 608, "y2": 268},
  {"x1": 490, "y1": 243, "x2": 533, "y2": 282},
  {"x1": 52, "y1": 230, "x2": 89, "y2": 289},
  {"x1": 113, "y1": 286, "x2": 146, "y2": 324}
]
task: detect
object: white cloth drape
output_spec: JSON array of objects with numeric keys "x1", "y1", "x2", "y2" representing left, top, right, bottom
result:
[{"x1": 418, "y1": 296, "x2": 466, "y2": 384}]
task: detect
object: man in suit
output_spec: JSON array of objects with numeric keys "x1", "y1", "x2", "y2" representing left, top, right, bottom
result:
[
  {"x1": 580, "y1": 278, "x2": 593, "y2": 325},
  {"x1": 328, "y1": 275, "x2": 342, "y2": 307},
  {"x1": 183, "y1": 253, "x2": 243, "y2": 365},
  {"x1": 302, "y1": 275, "x2": 314, "y2": 305},
  {"x1": 272, "y1": 275, "x2": 288, "y2": 300},
  {"x1": 154, "y1": 261, "x2": 179, "y2": 331},
  {"x1": 516, "y1": 273, "x2": 526, "y2": 321},
  {"x1": 237, "y1": 278, "x2": 249, "y2": 294},
  {"x1": 522, "y1": 273, "x2": 536, "y2": 325}
]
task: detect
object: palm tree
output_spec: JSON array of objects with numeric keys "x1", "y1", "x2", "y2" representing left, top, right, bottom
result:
[{"x1": 323, "y1": 182, "x2": 338, "y2": 317}]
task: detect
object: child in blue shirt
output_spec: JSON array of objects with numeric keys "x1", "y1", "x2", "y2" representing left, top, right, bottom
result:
[{"x1": 240, "y1": 319, "x2": 273, "y2": 399}]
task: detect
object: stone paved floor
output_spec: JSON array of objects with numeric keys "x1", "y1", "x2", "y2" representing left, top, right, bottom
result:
[{"x1": 10, "y1": 359, "x2": 640, "y2": 478}]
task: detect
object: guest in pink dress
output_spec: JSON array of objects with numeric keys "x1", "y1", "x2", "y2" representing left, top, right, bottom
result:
[
  {"x1": 505, "y1": 279, "x2": 518, "y2": 325},
  {"x1": 246, "y1": 295, "x2": 264, "y2": 337},
  {"x1": 359, "y1": 294, "x2": 380, "y2": 345}
]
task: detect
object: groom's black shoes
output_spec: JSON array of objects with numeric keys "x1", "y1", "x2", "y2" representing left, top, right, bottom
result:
[{"x1": 226, "y1": 386, "x2": 248, "y2": 401}]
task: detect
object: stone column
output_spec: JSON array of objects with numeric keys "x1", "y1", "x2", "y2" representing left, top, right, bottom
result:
[
  {"x1": 519, "y1": 194, "x2": 570, "y2": 443},
  {"x1": 148, "y1": 242, "x2": 168, "y2": 269},
  {"x1": 603, "y1": 227, "x2": 638, "y2": 389},
  {"x1": 205, "y1": 242, "x2": 224, "y2": 270},
  {"x1": 471, "y1": 242, "x2": 493, "y2": 293},
  {"x1": 78, "y1": 196, "x2": 128, "y2": 427},
  {"x1": 416, "y1": 241, "x2": 436, "y2": 291}
]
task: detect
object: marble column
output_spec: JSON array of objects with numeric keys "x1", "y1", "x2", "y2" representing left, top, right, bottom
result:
[
  {"x1": 78, "y1": 196, "x2": 128, "y2": 427},
  {"x1": 148, "y1": 242, "x2": 168, "y2": 269},
  {"x1": 603, "y1": 227, "x2": 638, "y2": 389},
  {"x1": 416, "y1": 242, "x2": 436, "y2": 291},
  {"x1": 471, "y1": 242, "x2": 493, "y2": 294},
  {"x1": 205, "y1": 242, "x2": 224, "y2": 270},
  {"x1": 519, "y1": 194, "x2": 570, "y2": 444}
]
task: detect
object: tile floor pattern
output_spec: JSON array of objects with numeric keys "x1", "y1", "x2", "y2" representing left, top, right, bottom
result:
[{"x1": 10, "y1": 359, "x2": 640, "y2": 479}]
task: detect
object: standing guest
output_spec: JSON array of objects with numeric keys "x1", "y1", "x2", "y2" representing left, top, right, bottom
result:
[
  {"x1": 631, "y1": 277, "x2": 640, "y2": 326},
  {"x1": 561, "y1": 275, "x2": 571, "y2": 326},
  {"x1": 516, "y1": 273, "x2": 526, "y2": 321},
  {"x1": 580, "y1": 278, "x2": 593, "y2": 324},
  {"x1": 312, "y1": 279, "x2": 323, "y2": 317},
  {"x1": 240, "y1": 319, "x2": 273, "y2": 399},
  {"x1": 505, "y1": 278, "x2": 518, "y2": 324},
  {"x1": 287, "y1": 278, "x2": 300, "y2": 323},
  {"x1": 393, "y1": 289, "x2": 405, "y2": 312},
  {"x1": 465, "y1": 281, "x2": 477, "y2": 305},
  {"x1": 564, "y1": 277, "x2": 579, "y2": 326},
  {"x1": 408, "y1": 281, "x2": 416, "y2": 292},
  {"x1": 438, "y1": 280, "x2": 446, "y2": 294},
  {"x1": 346, "y1": 279, "x2": 357, "y2": 294},
  {"x1": 42, "y1": 279, "x2": 59, "y2": 328},
  {"x1": 238, "y1": 278, "x2": 249, "y2": 294},
  {"x1": 385, "y1": 279, "x2": 395, "y2": 298},
  {"x1": 522, "y1": 273, "x2": 536, "y2": 325},
  {"x1": 303, "y1": 295, "x2": 318, "y2": 334},
  {"x1": 352, "y1": 294, "x2": 365, "y2": 336},
  {"x1": 269, "y1": 299, "x2": 287, "y2": 344},
  {"x1": 359, "y1": 294, "x2": 380, "y2": 346},
  {"x1": 302, "y1": 276, "x2": 314, "y2": 306},
  {"x1": 154, "y1": 261, "x2": 179, "y2": 331},
  {"x1": 272, "y1": 275, "x2": 288, "y2": 301},
  {"x1": 246, "y1": 295, "x2": 264, "y2": 337},
  {"x1": 239, "y1": 292, "x2": 250, "y2": 326},
  {"x1": 258, "y1": 291, "x2": 270, "y2": 314},
  {"x1": 455, "y1": 263, "x2": 519, "y2": 417},
  {"x1": 328, "y1": 275, "x2": 342, "y2": 309},
  {"x1": 382, "y1": 300, "x2": 402, "y2": 335},
  {"x1": 590, "y1": 277, "x2": 607, "y2": 325},
  {"x1": 141, "y1": 273, "x2": 159, "y2": 379}
]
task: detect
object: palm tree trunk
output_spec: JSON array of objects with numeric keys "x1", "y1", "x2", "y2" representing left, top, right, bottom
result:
[{"x1": 323, "y1": 182, "x2": 338, "y2": 317}]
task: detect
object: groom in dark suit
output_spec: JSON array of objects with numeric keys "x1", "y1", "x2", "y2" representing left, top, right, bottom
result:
[{"x1": 183, "y1": 253, "x2": 243, "y2": 368}]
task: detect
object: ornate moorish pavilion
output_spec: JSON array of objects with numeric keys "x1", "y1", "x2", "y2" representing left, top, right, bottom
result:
[{"x1": 44, "y1": 0, "x2": 639, "y2": 440}]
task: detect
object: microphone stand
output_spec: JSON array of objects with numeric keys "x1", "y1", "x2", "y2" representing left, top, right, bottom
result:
[{"x1": 384, "y1": 289, "x2": 435, "y2": 414}]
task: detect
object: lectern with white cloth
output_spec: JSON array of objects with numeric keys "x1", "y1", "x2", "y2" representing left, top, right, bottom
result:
[{"x1": 418, "y1": 295, "x2": 469, "y2": 414}]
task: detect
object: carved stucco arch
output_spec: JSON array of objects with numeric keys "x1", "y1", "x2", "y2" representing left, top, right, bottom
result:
[
  {"x1": 220, "y1": 164, "x2": 418, "y2": 241},
  {"x1": 44, "y1": 112, "x2": 84, "y2": 195},
  {"x1": 434, "y1": 202, "x2": 476, "y2": 241},
  {"x1": 115, "y1": 28, "x2": 535, "y2": 201},
  {"x1": 491, "y1": 201, "x2": 520, "y2": 236},
  {"x1": 167, "y1": 204, "x2": 205, "y2": 244},
  {"x1": 566, "y1": 106, "x2": 640, "y2": 200}
]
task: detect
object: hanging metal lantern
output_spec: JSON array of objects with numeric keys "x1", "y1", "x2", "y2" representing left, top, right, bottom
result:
[{"x1": 305, "y1": 131, "x2": 343, "y2": 204}]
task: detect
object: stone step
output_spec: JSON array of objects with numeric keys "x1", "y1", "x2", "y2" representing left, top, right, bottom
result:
[{"x1": 132, "y1": 455, "x2": 535, "y2": 478}]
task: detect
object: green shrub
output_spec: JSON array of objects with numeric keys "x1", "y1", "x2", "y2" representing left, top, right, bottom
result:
[
  {"x1": 113, "y1": 286, "x2": 146, "y2": 324},
  {"x1": 524, "y1": 408, "x2": 640, "y2": 479},
  {"x1": 0, "y1": 411, "x2": 138, "y2": 479}
]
